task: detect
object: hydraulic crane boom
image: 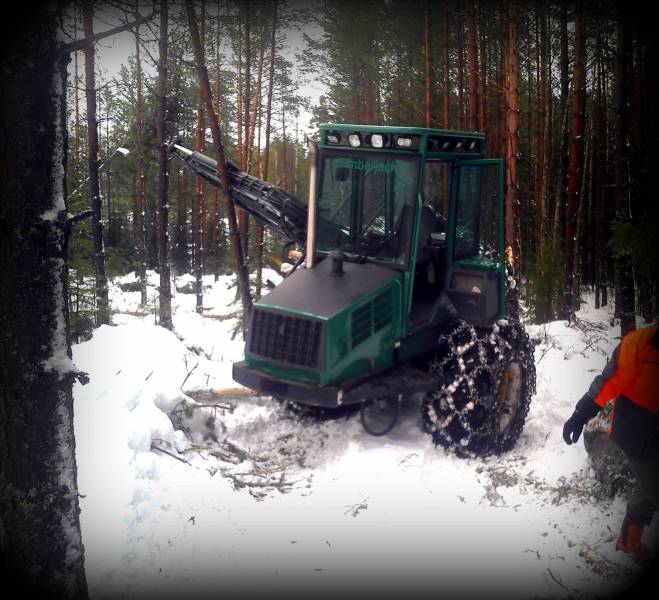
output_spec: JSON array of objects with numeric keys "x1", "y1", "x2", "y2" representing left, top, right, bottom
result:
[{"x1": 166, "y1": 142, "x2": 308, "y2": 246}]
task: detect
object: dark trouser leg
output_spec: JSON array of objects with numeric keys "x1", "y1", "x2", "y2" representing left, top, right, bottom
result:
[{"x1": 625, "y1": 435, "x2": 659, "y2": 526}]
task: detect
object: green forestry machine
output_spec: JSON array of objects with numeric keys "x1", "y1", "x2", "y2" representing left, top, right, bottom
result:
[{"x1": 168, "y1": 123, "x2": 536, "y2": 458}]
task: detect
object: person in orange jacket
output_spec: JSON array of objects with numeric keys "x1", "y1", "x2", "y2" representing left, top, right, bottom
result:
[{"x1": 563, "y1": 323, "x2": 659, "y2": 556}]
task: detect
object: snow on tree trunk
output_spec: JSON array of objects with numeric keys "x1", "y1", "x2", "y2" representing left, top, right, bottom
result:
[{"x1": 0, "y1": 13, "x2": 87, "y2": 597}]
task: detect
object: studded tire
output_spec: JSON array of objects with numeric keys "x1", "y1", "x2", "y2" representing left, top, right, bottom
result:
[{"x1": 423, "y1": 319, "x2": 536, "y2": 458}]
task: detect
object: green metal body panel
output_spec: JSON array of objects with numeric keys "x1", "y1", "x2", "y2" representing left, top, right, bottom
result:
[
  {"x1": 246, "y1": 262, "x2": 403, "y2": 386},
  {"x1": 241, "y1": 123, "x2": 505, "y2": 396}
]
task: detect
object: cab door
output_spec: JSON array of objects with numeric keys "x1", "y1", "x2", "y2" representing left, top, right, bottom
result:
[{"x1": 446, "y1": 159, "x2": 505, "y2": 326}]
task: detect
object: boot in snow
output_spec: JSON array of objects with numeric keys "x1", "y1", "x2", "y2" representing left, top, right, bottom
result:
[{"x1": 616, "y1": 514, "x2": 646, "y2": 556}]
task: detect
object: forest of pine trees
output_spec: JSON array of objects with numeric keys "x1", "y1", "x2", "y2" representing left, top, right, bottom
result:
[{"x1": 62, "y1": 0, "x2": 657, "y2": 340}]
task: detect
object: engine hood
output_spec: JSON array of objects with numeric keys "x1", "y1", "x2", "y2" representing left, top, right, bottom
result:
[{"x1": 258, "y1": 257, "x2": 398, "y2": 318}]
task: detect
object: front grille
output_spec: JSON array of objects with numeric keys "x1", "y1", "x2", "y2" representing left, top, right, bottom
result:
[{"x1": 249, "y1": 308, "x2": 323, "y2": 369}]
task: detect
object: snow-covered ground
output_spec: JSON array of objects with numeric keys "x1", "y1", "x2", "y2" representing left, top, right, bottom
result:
[{"x1": 73, "y1": 271, "x2": 655, "y2": 599}]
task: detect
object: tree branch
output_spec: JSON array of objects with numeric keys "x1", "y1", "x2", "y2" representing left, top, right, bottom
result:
[{"x1": 59, "y1": 11, "x2": 158, "y2": 54}]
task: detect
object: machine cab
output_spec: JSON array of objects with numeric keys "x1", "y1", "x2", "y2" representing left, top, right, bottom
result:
[{"x1": 315, "y1": 124, "x2": 505, "y2": 333}]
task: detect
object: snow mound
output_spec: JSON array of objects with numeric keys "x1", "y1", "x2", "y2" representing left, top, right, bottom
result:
[{"x1": 73, "y1": 280, "x2": 655, "y2": 598}]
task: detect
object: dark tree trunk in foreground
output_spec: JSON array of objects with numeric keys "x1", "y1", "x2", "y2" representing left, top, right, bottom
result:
[
  {"x1": 84, "y1": 3, "x2": 110, "y2": 324},
  {"x1": 157, "y1": 0, "x2": 172, "y2": 330},
  {"x1": 0, "y1": 11, "x2": 87, "y2": 597}
]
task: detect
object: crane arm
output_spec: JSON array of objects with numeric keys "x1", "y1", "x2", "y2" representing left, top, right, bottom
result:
[{"x1": 167, "y1": 142, "x2": 308, "y2": 246}]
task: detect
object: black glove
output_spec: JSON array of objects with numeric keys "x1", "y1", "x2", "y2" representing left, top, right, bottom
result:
[
  {"x1": 563, "y1": 397, "x2": 601, "y2": 445},
  {"x1": 563, "y1": 411, "x2": 588, "y2": 444}
]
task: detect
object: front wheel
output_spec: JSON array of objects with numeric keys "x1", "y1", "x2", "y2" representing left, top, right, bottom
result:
[
  {"x1": 423, "y1": 319, "x2": 536, "y2": 458},
  {"x1": 360, "y1": 396, "x2": 400, "y2": 436}
]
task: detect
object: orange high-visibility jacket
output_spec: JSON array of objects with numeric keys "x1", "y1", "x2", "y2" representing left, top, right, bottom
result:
[{"x1": 586, "y1": 324, "x2": 659, "y2": 413}]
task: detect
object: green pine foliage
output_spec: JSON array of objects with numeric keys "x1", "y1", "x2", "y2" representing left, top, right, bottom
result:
[
  {"x1": 609, "y1": 219, "x2": 659, "y2": 320},
  {"x1": 523, "y1": 239, "x2": 565, "y2": 324}
]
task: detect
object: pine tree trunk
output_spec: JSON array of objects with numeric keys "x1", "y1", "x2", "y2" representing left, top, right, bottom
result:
[
  {"x1": 563, "y1": 0, "x2": 585, "y2": 319},
  {"x1": 0, "y1": 15, "x2": 87, "y2": 595},
  {"x1": 186, "y1": 0, "x2": 253, "y2": 327},
  {"x1": 83, "y1": 3, "x2": 110, "y2": 324},
  {"x1": 211, "y1": 34, "x2": 222, "y2": 281},
  {"x1": 73, "y1": 9, "x2": 82, "y2": 184},
  {"x1": 236, "y1": 18, "x2": 243, "y2": 168},
  {"x1": 614, "y1": 10, "x2": 636, "y2": 334},
  {"x1": 194, "y1": 4, "x2": 206, "y2": 314},
  {"x1": 457, "y1": 12, "x2": 465, "y2": 131},
  {"x1": 134, "y1": 1, "x2": 148, "y2": 307},
  {"x1": 243, "y1": 0, "x2": 251, "y2": 168},
  {"x1": 479, "y1": 26, "x2": 487, "y2": 134},
  {"x1": 496, "y1": 34, "x2": 507, "y2": 160},
  {"x1": 175, "y1": 169, "x2": 188, "y2": 274},
  {"x1": 504, "y1": 0, "x2": 520, "y2": 317},
  {"x1": 442, "y1": 2, "x2": 450, "y2": 129},
  {"x1": 424, "y1": 0, "x2": 432, "y2": 128},
  {"x1": 258, "y1": 1, "x2": 278, "y2": 298},
  {"x1": 594, "y1": 30, "x2": 606, "y2": 309},
  {"x1": 179, "y1": 169, "x2": 189, "y2": 273},
  {"x1": 557, "y1": 0, "x2": 569, "y2": 266},
  {"x1": 534, "y1": 4, "x2": 546, "y2": 257},
  {"x1": 157, "y1": 0, "x2": 172, "y2": 329},
  {"x1": 246, "y1": 39, "x2": 265, "y2": 174},
  {"x1": 467, "y1": 0, "x2": 479, "y2": 132},
  {"x1": 195, "y1": 97, "x2": 205, "y2": 313}
]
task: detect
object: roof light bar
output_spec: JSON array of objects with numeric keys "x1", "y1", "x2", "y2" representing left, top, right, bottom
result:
[
  {"x1": 427, "y1": 134, "x2": 482, "y2": 154},
  {"x1": 370, "y1": 134, "x2": 384, "y2": 148}
]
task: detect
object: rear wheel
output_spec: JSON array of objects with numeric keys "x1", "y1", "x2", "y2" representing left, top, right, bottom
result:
[{"x1": 423, "y1": 319, "x2": 535, "y2": 458}]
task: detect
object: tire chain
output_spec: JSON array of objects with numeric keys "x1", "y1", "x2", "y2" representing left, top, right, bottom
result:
[{"x1": 423, "y1": 318, "x2": 536, "y2": 458}]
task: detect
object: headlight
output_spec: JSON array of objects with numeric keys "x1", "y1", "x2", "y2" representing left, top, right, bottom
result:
[
  {"x1": 395, "y1": 136, "x2": 412, "y2": 148},
  {"x1": 370, "y1": 134, "x2": 383, "y2": 148},
  {"x1": 348, "y1": 134, "x2": 361, "y2": 147},
  {"x1": 326, "y1": 132, "x2": 341, "y2": 144}
]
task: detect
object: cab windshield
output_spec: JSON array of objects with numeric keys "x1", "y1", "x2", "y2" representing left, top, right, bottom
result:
[{"x1": 316, "y1": 152, "x2": 419, "y2": 267}]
